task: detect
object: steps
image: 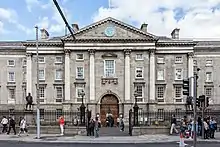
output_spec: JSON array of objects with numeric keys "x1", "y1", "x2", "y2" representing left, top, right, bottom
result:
[{"x1": 99, "y1": 127, "x2": 129, "y2": 136}]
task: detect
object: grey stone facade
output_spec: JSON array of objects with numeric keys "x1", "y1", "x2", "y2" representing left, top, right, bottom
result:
[{"x1": 0, "y1": 17, "x2": 219, "y2": 118}]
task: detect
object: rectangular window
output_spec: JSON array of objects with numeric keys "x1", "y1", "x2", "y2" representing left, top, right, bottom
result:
[
  {"x1": 8, "y1": 72, "x2": 15, "y2": 82},
  {"x1": 55, "y1": 56, "x2": 62, "y2": 63},
  {"x1": 56, "y1": 86, "x2": 63, "y2": 102},
  {"x1": 8, "y1": 60, "x2": 15, "y2": 66},
  {"x1": 206, "y1": 72, "x2": 212, "y2": 82},
  {"x1": 40, "y1": 109, "x2": 45, "y2": 120},
  {"x1": 175, "y1": 56, "x2": 182, "y2": 63},
  {"x1": 38, "y1": 56, "x2": 45, "y2": 63},
  {"x1": 39, "y1": 69, "x2": 45, "y2": 80},
  {"x1": 136, "y1": 54, "x2": 143, "y2": 60},
  {"x1": 104, "y1": 60, "x2": 115, "y2": 77},
  {"x1": 206, "y1": 60, "x2": 212, "y2": 66},
  {"x1": 157, "y1": 69, "x2": 164, "y2": 80},
  {"x1": 135, "y1": 67, "x2": 143, "y2": 78},
  {"x1": 136, "y1": 85, "x2": 143, "y2": 102},
  {"x1": 76, "y1": 67, "x2": 84, "y2": 79},
  {"x1": 157, "y1": 86, "x2": 164, "y2": 102},
  {"x1": 175, "y1": 69, "x2": 183, "y2": 80},
  {"x1": 76, "y1": 88, "x2": 84, "y2": 102},
  {"x1": 175, "y1": 86, "x2": 182, "y2": 102},
  {"x1": 9, "y1": 89, "x2": 15, "y2": 99},
  {"x1": 55, "y1": 69, "x2": 62, "y2": 80},
  {"x1": 157, "y1": 57, "x2": 164, "y2": 64},
  {"x1": 56, "y1": 109, "x2": 63, "y2": 119},
  {"x1": 76, "y1": 54, "x2": 84, "y2": 60},
  {"x1": 39, "y1": 87, "x2": 45, "y2": 102},
  {"x1": 23, "y1": 59, "x2": 27, "y2": 66},
  {"x1": 205, "y1": 87, "x2": 212, "y2": 97}
]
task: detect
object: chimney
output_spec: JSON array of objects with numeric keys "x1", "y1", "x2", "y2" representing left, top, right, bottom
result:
[
  {"x1": 140, "y1": 23, "x2": 148, "y2": 32},
  {"x1": 71, "y1": 23, "x2": 79, "y2": 32},
  {"x1": 171, "y1": 28, "x2": 180, "y2": 39},
  {"x1": 40, "y1": 28, "x2": 49, "y2": 40}
]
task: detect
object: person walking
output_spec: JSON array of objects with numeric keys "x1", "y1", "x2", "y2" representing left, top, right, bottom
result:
[
  {"x1": 7, "y1": 117, "x2": 16, "y2": 135},
  {"x1": 94, "y1": 117, "x2": 100, "y2": 138},
  {"x1": 1, "y1": 116, "x2": 8, "y2": 133},
  {"x1": 18, "y1": 117, "x2": 28, "y2": 136},
  {"x1": 59, "y1": 116, "x2": 65, "y2": 136},
  {"x1": 170, "y1": 114, "x2": 178, "y2": 135}
]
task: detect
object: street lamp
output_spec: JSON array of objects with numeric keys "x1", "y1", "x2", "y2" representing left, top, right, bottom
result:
[
  {"x1": 133, "y1": 90, "x2": 139, "y2": 126},
  {"x1": 80, "y1": 90, "x2": 86, "y2": 125}
]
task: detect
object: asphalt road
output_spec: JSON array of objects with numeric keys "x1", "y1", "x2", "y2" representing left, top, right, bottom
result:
[{"x1": 1, "y1": 141, "x2": 220, "y2": 147}]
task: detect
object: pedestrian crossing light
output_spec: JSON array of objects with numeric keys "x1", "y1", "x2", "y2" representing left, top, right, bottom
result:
[{"x1": 182, "y1": 79, "x2": 190, "y2": 96}]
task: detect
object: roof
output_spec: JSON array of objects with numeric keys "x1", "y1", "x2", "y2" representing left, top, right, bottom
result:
[{"x1": 0, "y1": 41, "x2": 25, "y2": 50}]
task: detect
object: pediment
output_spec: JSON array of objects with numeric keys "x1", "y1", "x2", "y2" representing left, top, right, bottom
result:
[
  {"x1": 63, "y1": 17, "x2": 158, "y2": 42},
  {"x1": 101, "y1": 52, "x2": 117, "y2": 58}
]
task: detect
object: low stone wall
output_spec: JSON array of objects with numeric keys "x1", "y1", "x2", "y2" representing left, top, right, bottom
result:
[{"x1": 132, "y1": 126, "x2": 171, "y2": 135}]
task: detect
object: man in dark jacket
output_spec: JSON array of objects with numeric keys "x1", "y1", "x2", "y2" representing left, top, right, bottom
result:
[{"x1": 7, "y1": 117, "x2": 16, "y2": 135}]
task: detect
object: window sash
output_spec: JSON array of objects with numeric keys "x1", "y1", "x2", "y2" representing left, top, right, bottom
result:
[
  {"x1": 136, "y1": 54, "x2": 143, "y2": 60},
  {"x1": 136, "y1": 85, "x2": 143, "y2": 98},
  {"x1": 206, "y1": 72, "x2": 212, "y2": 82},
  {"x1": 205, "y1": 88, "x2": 212, "y2": 97},
  {"x1": 56, "y1": 87, "x2": 63, "y2": 99},
  {"x1": 38, "y1": 57, "x2": 45, "y2": 63},
  {"x1": 175, "y1": 56, "x2": 182, "y2": 63},
  {"x1": 175, "y1": 69, "x2": 182, "y2": 80},
  {"x1": 39, "y1": 87, "x2": 45, "y2": 98},
  {"x1": 76, "y1": 54, "x2": 84, "y2": 60},
  {"x1": 55, "y1": 70, "x2": 62, "y2": 80},
  {"x1": 157, "y1": 57, "x2": 164, "y2": 63},
  {"x1": 104, "y1": 60, "x2": 115, "y2": 77},
  {"x1": 39, "y1": 70, "x2": 45, "y2": 80},
  {"x1": 157, "y1": 70, "x2": 164, "y2": 80},
  {"x1": 8, "y1": 60, "x2": 15, "y2": 66},
  {"x1": 175, "y1": 86, "x2": 182, "y2": 98},
  {"x1": 136, "y1": 67, "x2": 143, "y2": 78},
  {"x1": 8, "y1": 72, "x2": 15, "y2": 82},
  {"x1": 157, "y1": 86, "x2": 164, "y2": 98},
  {"x1": 55, "y1": 57, "x2": 62, "y2": 63},
  {"x1": 76, "y1": 67, "x2": 84, "y2": 79}
]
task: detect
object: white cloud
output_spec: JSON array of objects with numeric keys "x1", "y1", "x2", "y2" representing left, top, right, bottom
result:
[
  {"x1": 25, "y1": 0, "x2": 40, "y2": 12},
  {"x1": 92, "y1": 0, "x2": 220, "y2": 38}
]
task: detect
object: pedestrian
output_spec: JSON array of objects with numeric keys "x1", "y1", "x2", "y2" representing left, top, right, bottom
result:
[
  {"x1": 18, "y1": 117, "x2": 28, "y2": 136},
  {"x1": 119, "y1": 117, "x2": 124, "y2": 131},
  {"x1": 89, "y1": 118, "x2": 95, "y2": 136},
  {"x1": 170, "y1": 114, "x2": 178, "y2": 135},
  {"x1": 204, "y1": 118, "x2": 209, "y2": 139},
  {"x1": 1, "y1": 116, "x2": 8, "y2": 133},
  {"x1": 94, "y1": 117, "x2": 100, "y2": 138},
  {"x1": 59, "y1": 116, "x2": 65, "y2": 136},
  {"x1": 7, "y1": 117, "x2": 16, "y2": 135},
  {"x1": 210, "y1": 117, "x2": 217, "y2": 139}
]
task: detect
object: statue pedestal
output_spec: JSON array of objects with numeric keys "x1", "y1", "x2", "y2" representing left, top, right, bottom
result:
[{"x1": 24, "y1": 110, "x2": 34, "y2": 126}]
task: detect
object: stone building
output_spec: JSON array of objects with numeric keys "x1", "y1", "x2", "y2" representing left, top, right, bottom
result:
[{"x1": 0, "y1": 17, "x2": 219, "y2": 123}]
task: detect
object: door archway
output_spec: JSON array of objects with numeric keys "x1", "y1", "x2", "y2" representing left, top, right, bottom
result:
[{"x1": 100, "y1": 94, "x2": 119, "y2": 127}]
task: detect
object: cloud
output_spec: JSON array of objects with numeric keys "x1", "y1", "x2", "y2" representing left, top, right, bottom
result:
[
  {"x1": 25, "y1": 0, "x2": 40, "y2": 12},
  {"x1": 92, "y1": 0, "x2": 220, "y2": 38}
]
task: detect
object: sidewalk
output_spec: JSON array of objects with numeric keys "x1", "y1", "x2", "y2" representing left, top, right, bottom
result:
[{"x1": 0, "y1": 133, "x2": 220, "y2": 143}]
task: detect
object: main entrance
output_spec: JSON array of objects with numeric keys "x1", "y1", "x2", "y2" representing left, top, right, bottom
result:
[{"x1": 100, "y1": 94, "x2": 119, "y2": 126}]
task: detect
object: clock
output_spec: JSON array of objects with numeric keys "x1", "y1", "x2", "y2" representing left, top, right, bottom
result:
[{"x1": 104, "y1": 26, "x2": 115, "y2": 37}]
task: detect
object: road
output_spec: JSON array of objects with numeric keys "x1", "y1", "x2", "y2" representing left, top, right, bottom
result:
[{"x1": 1, "y1": 141, "x2": 220, "y2": 147}]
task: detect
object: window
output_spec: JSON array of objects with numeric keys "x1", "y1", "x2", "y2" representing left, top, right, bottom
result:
[
  {"x1": 104, "y1": 60, "x2": 115, "y2": 77},
  {"x1": 157, "y1": 69, "x2": 164, "y2": 80},
  {"x1": 136, "y1": 54, "x2": 143, "y2": 60},
  {"x1": 8, "y1": 72, "x2": 15, "y2": 82},
  {"x1": 206, "y1": 72, "x2": 212, "y2": 82},
  {"x1": 135, "y1": 67, "x2": 143, "y2": 78},
  {"x1": 76, "y1": 67, "x2": 84, "y2": 79},
  {"x1": 206, "y1": 60, "x2": 212, "y2": 66},
  {"x1": 175, "y1": 56, "x2": 182, "y2": 63},
  {"x1": 205, "y1": 87, "x2": 212, "y2": 97},
  {"x1": 38, "y1": 56, "x2": 45, "y2": 63},
  {"x1": 157, "y1": 57, "x2": 164, "y2": 64},
  {"x1": 76, "y1": 54, "x2": 84, "y2": 60},
  {"x1": 8, "y1": 88, "x2": 15, "y2": 99},
  {"x1": 23, "y1": 71, "x2": 26, "y2": 81},
  {"x1": 175, "y1": 69, "x2": 183, "y2": 80},
  {"x1": 157, "y1": 86, "x2": 164, "y2": 102},
  {"x1": 39, "y1": 87, "x2": 45, "y2": 102},
  {"x1": 175, "y1": 86, "x2": 182, "y2": 102},
  {"x1": 76, "y1": 88, "x2": 84, "y2": 102},
  {"x1": 55, "y1": 56, "x2": 62, "y2": 63},
  {"x1": 55, "y1": 69, "x2": 62, "y2": 80},
  {"x1": 8, "y1": 60, "x2": 15, "y2": 66},
  {"x1": 193, "y1": 60, "x2": 197, "y2": 66},
  {"x1": 23, "y1": 59, "x2": 27, "y2": 66},
  {"x1": 39, "y1": 69, "x2": 45, "y2": 80},
  {"x1": 40, "y1": 109, "x2": 44, "y2": 120},
  {"x1": 56, "y1": 109, "x2": 63, "y2": 119},
  {"x1": 136, "y1": 85, "x2": 143, "y2": 102},
  {"x1": 56, "y1": 87, "x2": 63, "y2": 102}
]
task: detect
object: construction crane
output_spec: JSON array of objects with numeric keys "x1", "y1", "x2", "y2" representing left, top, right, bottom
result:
[{"x1": 53, "y1": 0, "x2": 75, "y2": 39}]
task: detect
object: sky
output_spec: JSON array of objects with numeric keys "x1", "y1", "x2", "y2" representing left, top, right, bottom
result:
[{"x1": 0, "y1": 0, "x2": 220, "y2": 41}]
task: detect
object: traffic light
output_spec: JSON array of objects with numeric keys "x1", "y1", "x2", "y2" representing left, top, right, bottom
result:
[
  {"x1": 199, "y1": 95, "x2": 205, "y2": 107},
  {"x1": 196, "y1": 98, "x2": 201, "y2": 107},
  {"x1": 205, "y1": 97, "x2": 210, "y2": 107},
  {"x1": 183, "y1": 79, "x2": 190, "y2": 96}
]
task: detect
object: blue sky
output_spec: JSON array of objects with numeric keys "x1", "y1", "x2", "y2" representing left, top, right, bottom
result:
[{"x1": 0, "y1": 0, "x2": 220, "y2": 40}]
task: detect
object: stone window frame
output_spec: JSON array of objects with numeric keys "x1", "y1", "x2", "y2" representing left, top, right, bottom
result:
[
  {"x1": 76, "y1": 66, "x2": 84, "y2": 79},
  {"x1": 39, "y1": 86, "x2": 45, "y2": 103},
  {"x1": 7, "y1": 59, "x2": 15, "y2": 67},
  {"x1": 55, "y1": 56, "x2": 63, "y2": 64},
  {"x1": 136, "y1": 54, "x2": 143, "y2": 60},
  {"x1": 104, "y1": 59, "x2": 115, "y2": 78},
  {"x1": 8, "y1": 71, "x2": 15, "y2": 82},
  {"x1": 205, "y1": 72, "x2": 212, "y2": 82},
  {"x1": 173, "y1": 85, "x2": 183, "y2": 103},
  {"x1": 38, "y1": 56, "x2": 45, "y2": 63},
  {"x1": 75, "y1": 87, "x2": 85, "y2": 103},
  {"x1": 135, "y1": 67, "x2": 144, "y2": 79},
  {"x1": 76, "y1": 53, "x2": 84, "y2": 61},
  {"x1": 175, "y1": 56, "x2": 183, "y2": 64},
  {"x1": 205, "y1": 86, "x2": 213, "y2": 98},
  {"x1": 175, "y1": 68, "x2": 183, "y2": 81},
  {"x1": 205, "y1": 60, "x2": 213, "y2": 67},
  {"x1": 157, "y1": 57, "x2": 165, "y2": 64},
  {"x1": 55, "y1": 69, "x2": 63, "y2": 81},
  {"x1": 156, "y1": 85, "x2": 165, "y2": 103},
  {"x1": 55, "y1": 86, "x2": 63, "y2": 103},
  {"x1": 39, "y1": 69, "x2": 45, "y2": 81},
  {"x1": 157, "y1": 69, "x2": 165, "y2": 81},
  {"x1": 8, "y1": 87, "x2": 15, "y2": 100},
  {"x1": 135, "y1": 85, "x2": 144, "y2": 103}
]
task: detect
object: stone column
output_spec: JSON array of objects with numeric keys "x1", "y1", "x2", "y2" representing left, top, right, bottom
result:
[
  {"x1": 89, "y1": 50, "x2": 95, "y2": 101},
  {"x1": 64, "y1": 50, "x2": 71, "y2": 101},
  {"x1": 188, "y1": 52, "x2": 194, "y2": 97},
  {"x1": 124, "y1": 49, "x2": 131, "y2": 101},
  {"x1": 26, "y1": 53, "x2": 32, "y2": 96},
  {"x1": 149, "y1": 50, "x2": 156, "y2": 101}
]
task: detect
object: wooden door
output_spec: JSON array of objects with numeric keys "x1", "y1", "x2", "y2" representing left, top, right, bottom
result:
[{"x1": 100, "y1": 95, "x2": 119, "y2": 126}]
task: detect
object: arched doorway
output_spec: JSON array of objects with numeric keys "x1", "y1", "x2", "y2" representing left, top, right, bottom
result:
[{"x1": 100, "y1": 94, "x2": 119, "y2": 127}]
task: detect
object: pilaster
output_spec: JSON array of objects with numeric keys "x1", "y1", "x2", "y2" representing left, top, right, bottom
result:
[
  {"x1": 26, "y1": 53, "x2": 32, "y2": 96},
  {"x1": 89, "y1": 49, "x2": 95, "y2": 101},
  {"x1": 64, "y1": 50, "x2": 71, "y2": 101},
  {"x1": 149, "y1": 50, "x2": 156, "y2": 101},
  {"x1": 124, "y1": 49, "x2": 131, "y2": 101},
  {"x1": 188, "y1": 52, "x2": 194, "y2": 97}
]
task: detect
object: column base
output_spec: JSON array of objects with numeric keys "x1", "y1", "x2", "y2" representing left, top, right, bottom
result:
[{"x1": 24, "y1": 110, "x2": 34, "y2": 125}]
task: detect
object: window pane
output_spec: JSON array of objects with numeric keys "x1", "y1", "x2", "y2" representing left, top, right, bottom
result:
[
  {"x1": 157, "y1": 70, "x2": 164, "y2": 80},
  {"x1": 39, "y1": 87, "x2": 45, "y2": 98},
  {"x1": 136, "y1": 86, "x2": 143, "y2": 97},
  {"x1": 77, "y1": 54, "x2": 84, "y2": 60},
  {"x1": 175, "y1": 86, "x2": 182, "y2": 98},
  {"x1": 39, "y1": 70, "x2": 45, "y2": 80},
  {"x1": 56, "y1": 69, "x2": 62, "y2": 80},
  {"x1": 8, "y1": 72, "x2": 15, "y2": 82},
  {"x1": 77, "y1": 67, "x2": 84, "y2": 78},
  {"x1": 136, "y1": 67, "x2": 143, "y2": 78},
  {"x1": 105, "y1": 60, "x2": 114, "y2": 77},
  {"x1": 56, "y1": 87, "x2": 63, "y2": 98}
]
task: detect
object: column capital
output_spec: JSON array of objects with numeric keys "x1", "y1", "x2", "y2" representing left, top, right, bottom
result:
[
  {"x1": 88, "y1": 49, "x2": 95, "y2": 55},
  {"x1": 26, "y1": 53, "x2": 32, "y2": 57},
  {"x1": 149, "y1": 49, "x2": 155, "y2": 56},
  {"x1": 124, "y1": 49, "x2": 131, "y2": 56},
  {"x1": 64, "y1": 49, "x2": 71, "y2": 55},
  {"x1": 188, "y1": 52, "x2": 194, "y2": 57}
]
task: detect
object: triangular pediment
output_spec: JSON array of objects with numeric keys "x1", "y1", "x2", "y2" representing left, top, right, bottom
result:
[{"x1": 63, "y1": 17, "x2": 158, "y2": 41}]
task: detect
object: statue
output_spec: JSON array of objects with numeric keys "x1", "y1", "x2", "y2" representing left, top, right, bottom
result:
[{"x1": 26, "y1": 93, "x2": 33, "y2": 110}]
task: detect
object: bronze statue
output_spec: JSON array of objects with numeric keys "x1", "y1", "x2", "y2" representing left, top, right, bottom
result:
[{"x1": 26, "y1": 93, "x2": 33, "y2": 110}]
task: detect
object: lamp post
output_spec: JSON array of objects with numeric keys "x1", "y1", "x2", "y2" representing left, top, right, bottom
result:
[
  {"x1": 133, "y1": 90, "x2": 139, "y2": 126},
  {"x1": 35, "y1": 26, "x2": 40, "y2": 139},
  {"x1": 80, "y1": 90, "x2": 86, "y2": 125}
]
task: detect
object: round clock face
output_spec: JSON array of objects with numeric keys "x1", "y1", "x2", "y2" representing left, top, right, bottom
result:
[{"x1": 104, "y1": 26, "x2": 115, "y2": 37}]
